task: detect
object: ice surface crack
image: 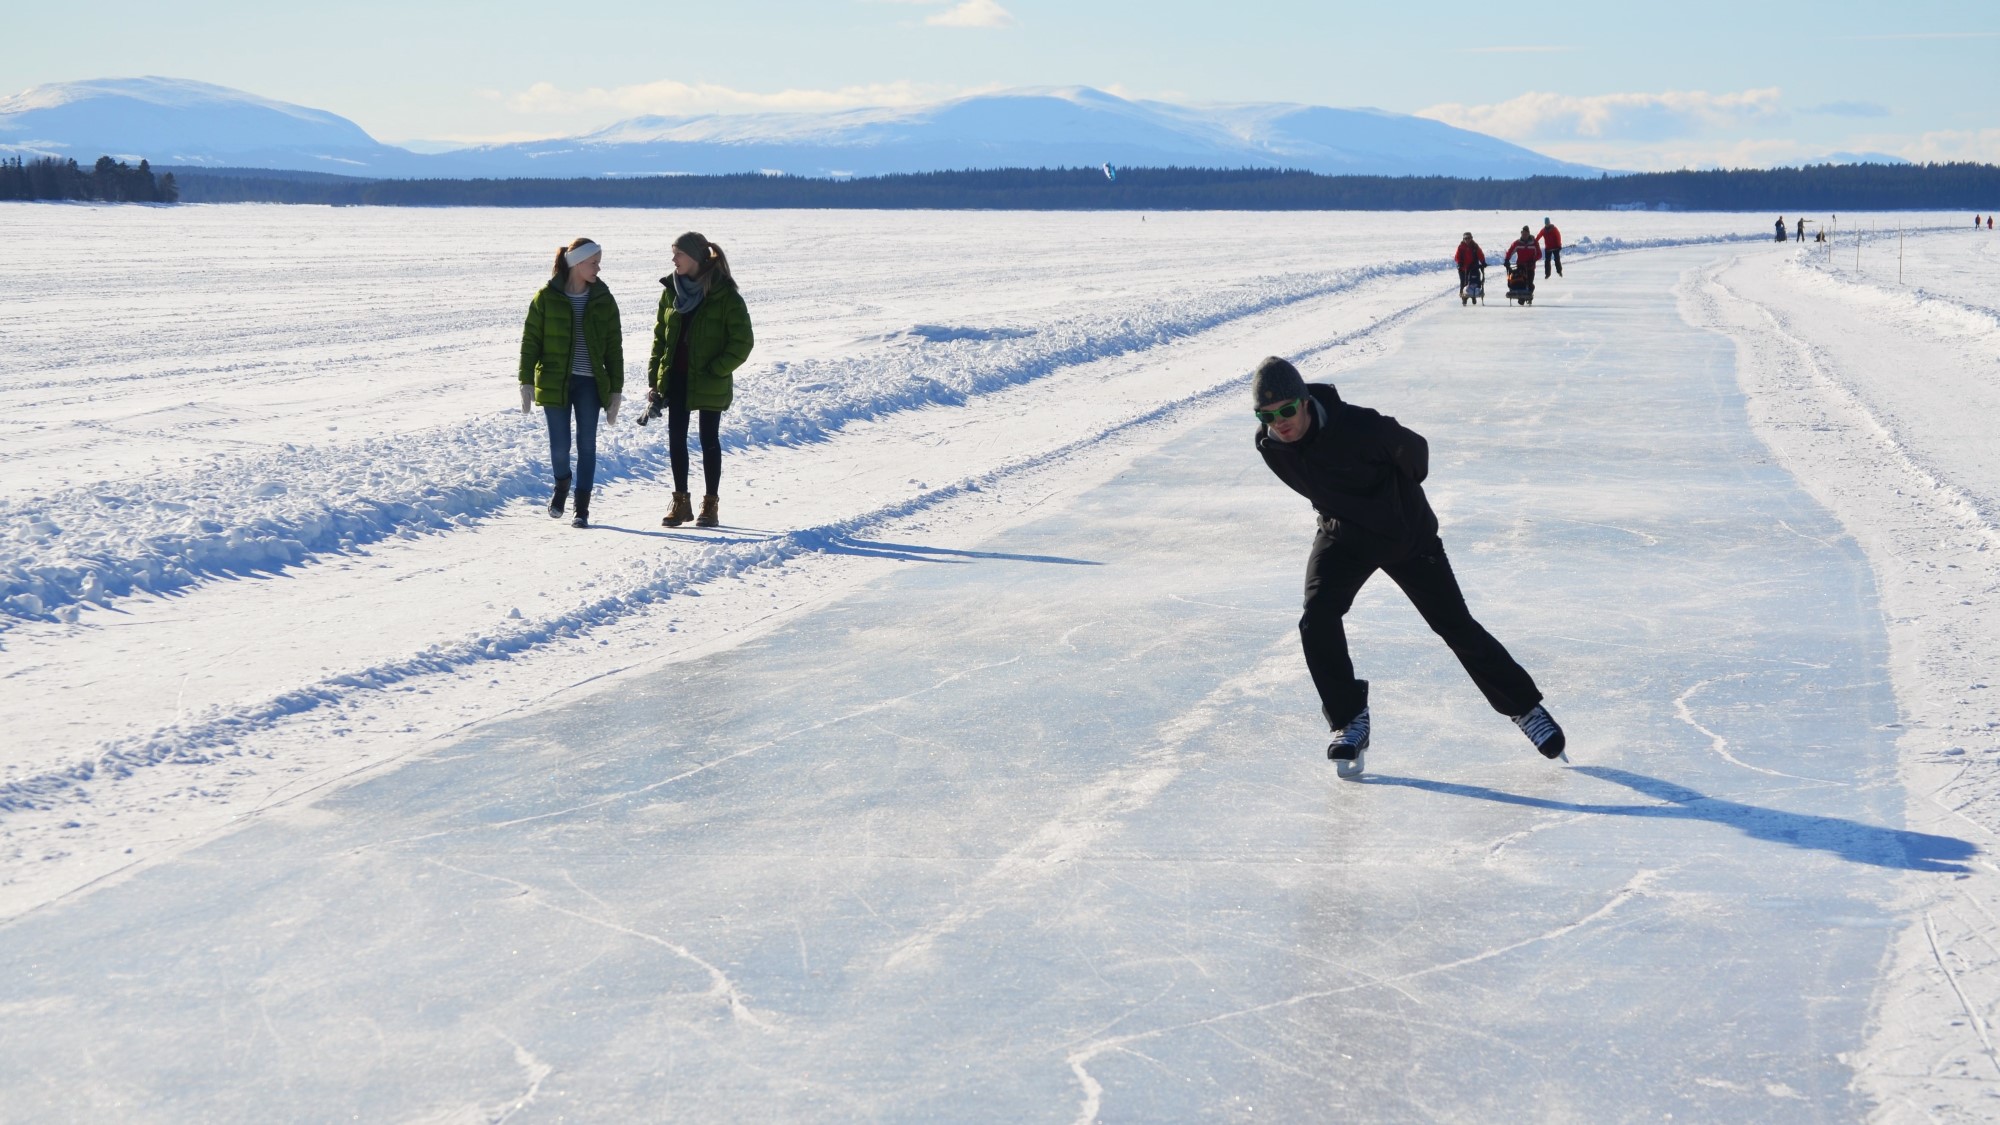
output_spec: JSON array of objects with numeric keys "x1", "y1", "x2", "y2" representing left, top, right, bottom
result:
[{"x1": 1062, "y1": 871, "x2": 1656, "y2": 1125}]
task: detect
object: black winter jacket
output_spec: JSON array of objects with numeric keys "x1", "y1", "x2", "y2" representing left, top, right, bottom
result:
[{"x1": 1256, "y1": 383, "x2": 1438, "y2": 558}]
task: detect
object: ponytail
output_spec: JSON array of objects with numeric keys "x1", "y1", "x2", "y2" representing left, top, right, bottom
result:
[
  {"x1": 674, "y1": 230, "x2": 734, "y2": 291},
  {"x1": 549, "y1": 236, "x2": 598, "y2": 287},
  {"x1": 703, "y1": 240, "x2": 733, "y2": 286}
]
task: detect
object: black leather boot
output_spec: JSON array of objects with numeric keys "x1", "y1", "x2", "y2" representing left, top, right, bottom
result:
[
  {"x1": 570, "y1": 488, "x2": 590, "y2": 528},
  {"x1": 548, "y1": 477, "x2": 570, "y2": 519}
]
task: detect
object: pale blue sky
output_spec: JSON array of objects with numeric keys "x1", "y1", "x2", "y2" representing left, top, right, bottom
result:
[{"x1": 6, "y1": 0, "x2": 1996, "y2": 168}]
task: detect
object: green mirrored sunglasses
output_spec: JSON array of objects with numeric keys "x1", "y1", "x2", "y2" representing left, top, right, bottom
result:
[{"x1": 1254, "y1": 398, "x2": 1304, "y2": 424}]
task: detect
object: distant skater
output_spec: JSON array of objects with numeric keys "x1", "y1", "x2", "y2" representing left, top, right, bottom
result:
[
  {"x1": 648, "y1": 232, "x2": 754, "y2": 529},
  {"x1": 520, "y1": 237, "x2": 623, "y2": 529},
  {"x1": 1775, "y1": 216, "x2": 1788, "y2": 242},
  {"x1": 1453, "y1": 231, "x2": 1487, "y2": 302},
  {"x1": 1536, "y1": 217, "x2": 1563, "y2": 277},
  {"x1": 1504, "y1": 226, "x2": 1541, "y2": 303},
  {"x1": 1250, "y1": 356, "x2": 1566, "y2": 779},
  {"x1": 1796, "y1": 217, "x2": 1809, "y2": 242}
]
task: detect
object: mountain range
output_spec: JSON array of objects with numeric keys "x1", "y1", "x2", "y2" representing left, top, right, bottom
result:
[{"x1": 2, "y1": 76, "x2": 1608, "y2": 181}]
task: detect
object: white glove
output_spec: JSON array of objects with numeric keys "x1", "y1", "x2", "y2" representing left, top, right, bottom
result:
[
  {"x1": 605, "y1": 393, "x2": 622, "y2": 426},
  {"x1": 519, "y1": 383, "x2": 533, "y2": 414}
]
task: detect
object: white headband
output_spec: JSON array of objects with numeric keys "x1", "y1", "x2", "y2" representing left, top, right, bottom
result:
[{"x1": 564, "y1": 242, "x2": 601, "y2": 267}]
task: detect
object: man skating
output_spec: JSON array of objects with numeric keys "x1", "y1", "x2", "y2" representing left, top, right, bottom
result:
[
  {"x1": 1251, "y1": 356, "x2": 1566, "y2": 779},
  {"x1": 1536, "y1": 218, "x2": 1564, "y2": 278}
]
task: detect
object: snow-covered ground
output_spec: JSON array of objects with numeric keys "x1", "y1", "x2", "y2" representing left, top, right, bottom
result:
[{"x1": 1, "y1": 204, "x2": 1994, "y2": 1120}]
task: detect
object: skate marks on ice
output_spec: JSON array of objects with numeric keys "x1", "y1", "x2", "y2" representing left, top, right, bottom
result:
[
  {"x1": 1063, "y1": 870, "x2": 1659, "y2": 1125},
  {"x1": 881, "y1": 648, "x2": 1300, "y2": 973}
]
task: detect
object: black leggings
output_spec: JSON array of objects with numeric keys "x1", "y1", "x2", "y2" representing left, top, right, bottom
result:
[{"x1": 669, "y1": 405, "x2": 722, "y2": 496}]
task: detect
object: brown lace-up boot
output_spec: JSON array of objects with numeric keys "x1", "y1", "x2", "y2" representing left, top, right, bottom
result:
[
  {"x1": 696, "y1": 494, "x2": 720, "y2": 528},
  {"x1": 662, "y1": 492, "x2": 693, "y2": 528}
]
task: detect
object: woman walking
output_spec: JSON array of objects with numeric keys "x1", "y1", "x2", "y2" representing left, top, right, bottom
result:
[
  {"x1": 519, "y1": 237, "x2": 623, "y2": 528},
  {"x1": 648, "y1": 231, "x2": 754, "y2": 528}
]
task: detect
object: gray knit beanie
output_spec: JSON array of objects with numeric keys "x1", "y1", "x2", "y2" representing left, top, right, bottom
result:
[{"x1": 1251, "y1": 356, "x2": 1306, "y2": 407}]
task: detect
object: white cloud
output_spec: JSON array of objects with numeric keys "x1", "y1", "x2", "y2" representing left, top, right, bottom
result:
[
  {"x1": 1530, "y1": 137, "x2": 1818, "y2": 172},
  {"x1": 1876, "y1": 128, "x2": 2000, "y2": 164},
  {"x1": 1418, "y1": 88, "x2": 1784, "y2": 143},
  {"x1": 503, "y1": 79, "x2": 958, "y2": 117},
  {"x1": 926, "y1": 0, "x2": 1016, "y2": 28}
]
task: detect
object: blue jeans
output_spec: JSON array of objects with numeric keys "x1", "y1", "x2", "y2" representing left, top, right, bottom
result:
[{"x1": 543, "y1": 374, "x2": 600, "y2": 493}]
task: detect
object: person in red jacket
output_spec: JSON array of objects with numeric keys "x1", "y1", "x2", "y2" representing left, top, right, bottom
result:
[
  {"x1": 1453, "y1": 231, "x2": 1486, "y2": 299},
  {"x1": 1536, "y1": 217, "x2": 1563, "y2": 277},
  {"x1": 1504, "y1": 226, "x2": 1541, "y2": 281}
]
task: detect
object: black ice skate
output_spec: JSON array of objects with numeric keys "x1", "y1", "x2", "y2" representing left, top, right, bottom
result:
[
  {"x1": 1513, "y1": 704, "x2": 1568, "y2": 761},
  {"x1": 1328, "y1": 707, "x2": 1370, "y2": 780}
]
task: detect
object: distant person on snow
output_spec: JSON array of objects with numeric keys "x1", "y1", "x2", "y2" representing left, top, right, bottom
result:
[
  {"x1": 1536, "y1": 218, "x2": 1563, "y2": 277},
  {"x1": 1454, "y1": 231, "x2": 1486, "y2": 297},
  {"x1": 520, "y1": 237, "x2": 623, "y2": 529},
  {"x1": 1250, "y1": 356, "x2": 1567, "y2": 779},
  {"x1": 647, "y1": 232, "x2": 755, "y2": 530},
  {"x1": 1776, "y1": 216, "x2": 1788, "y2": 242},
  {"x1": 1796, "y1": 217, "x2": 1810, "y2": 242},
  {"x1": 1504, "y1": 226, "x2": 1541, "y2": 281}
]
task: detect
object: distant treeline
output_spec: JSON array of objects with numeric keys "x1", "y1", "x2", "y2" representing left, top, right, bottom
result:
[
  {"x1": 0, "y1": 156, "x2": 179, "y2": 203},
  {"x1": 113, "y1": 161, "x2": 2000, "y2": 212}
]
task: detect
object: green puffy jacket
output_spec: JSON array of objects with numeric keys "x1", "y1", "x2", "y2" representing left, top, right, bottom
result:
[
  {"x1": 647, "y1": 276, "x2": 754, "y2": 411},
  {"x1": 518, "y1": 280, "x2": 624, "y2": 407}
]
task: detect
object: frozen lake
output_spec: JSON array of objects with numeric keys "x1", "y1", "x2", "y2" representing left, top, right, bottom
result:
[{"x1": 2, "y1": 205, "x2": 1997, "y2": 1121}]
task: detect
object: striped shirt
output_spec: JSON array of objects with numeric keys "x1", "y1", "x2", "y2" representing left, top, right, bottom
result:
[{"x1": 566, "y1": 288, "x2": 592, "y2": 378}]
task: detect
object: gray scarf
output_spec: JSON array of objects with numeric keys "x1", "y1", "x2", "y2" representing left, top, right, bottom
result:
[{"x1": 671, "y1": 273, "x2": 706, "y2": 317}]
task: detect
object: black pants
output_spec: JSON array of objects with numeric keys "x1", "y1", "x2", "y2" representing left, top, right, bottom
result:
[
  {"x1": 1300, "y1": 530, "x2": 1542, "y2": 730},
  {"x1": 668, "y1": 404, "x2": 722, "y2": 496},
  {"x1": 1543, "y1": 246, "x2": 1563, "y2": 277}
]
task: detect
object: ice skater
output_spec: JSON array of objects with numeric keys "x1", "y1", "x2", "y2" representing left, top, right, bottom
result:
[
  {"x1": 1250, "y1": 356, "x2": 1566, "y2": 779},
  {"x1": 519, "y1": 237, "x2": 624, "y2": 529},
  {"x1": 647, "y1": 232, "x2": 754, "y2": 529},
  {"x1": 1536, "y1": 217, "x2": 1563, "y2": 277}
]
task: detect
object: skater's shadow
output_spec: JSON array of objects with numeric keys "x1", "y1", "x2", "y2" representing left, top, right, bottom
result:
[{"x1": 1367, "y1": 766, "x2": 1976, "y2": 873}]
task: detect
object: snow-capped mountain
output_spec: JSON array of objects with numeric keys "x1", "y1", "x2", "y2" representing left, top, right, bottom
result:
[
  {"x1": 452, "y1": 86, "x2": 1597, "y2": 179},
  {"x1": 0, "y1": 77, "x2": 1595, "y2": 180},
  {"x1": 0, "y1": 77, "x2": 437, "y2": 176}
]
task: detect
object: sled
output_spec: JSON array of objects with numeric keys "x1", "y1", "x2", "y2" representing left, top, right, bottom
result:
[
  {"x1": 1460, "y1": 265, "x2": 1485, "y2": 306},
  {"x1": 1506, "y1": 265, "x2": 1535, "y2": 306}
]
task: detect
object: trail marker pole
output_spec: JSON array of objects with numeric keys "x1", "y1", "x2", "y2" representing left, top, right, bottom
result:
[{"x1": 1899, "y1": 222, "x2": 1904, "y2": 285}]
